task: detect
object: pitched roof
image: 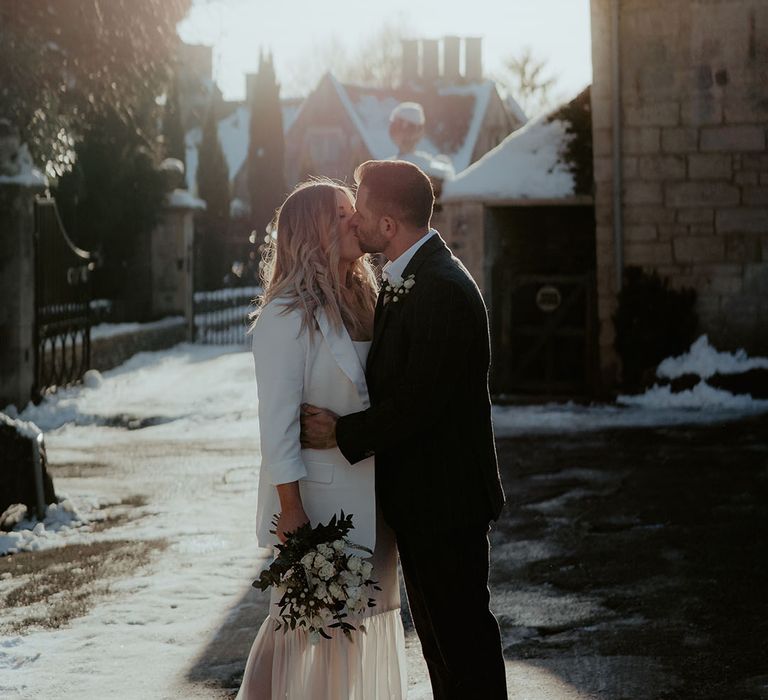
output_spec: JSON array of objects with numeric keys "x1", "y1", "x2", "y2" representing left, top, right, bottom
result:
[
  {"x1": 292, "y1": 74, "x2": 506, "y2": 175},
  {"x1": 442, "y1": 87, "x2": 592, "y2": 202}
]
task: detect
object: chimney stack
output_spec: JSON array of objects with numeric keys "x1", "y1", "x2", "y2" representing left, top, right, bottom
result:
[
  {"x1": 442, "y1": 36, "x2": 461, "y2": 82},
  {"x1": 399, "y1": 36, "x2": 483, "y2": 86},
  {"x1": 465, "y1": 37, "x2": 483, "y2": 82},
  {"x1": 421, "y1": 39, "x2": 439, "y2": 81},
  {"x1": 401, "y1": 39, "x2": 419, "y2": 85}
]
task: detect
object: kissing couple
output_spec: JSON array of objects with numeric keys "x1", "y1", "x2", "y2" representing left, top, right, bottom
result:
[{"x1": 237, "y1": 159, "x2": 507, "y2": 699}]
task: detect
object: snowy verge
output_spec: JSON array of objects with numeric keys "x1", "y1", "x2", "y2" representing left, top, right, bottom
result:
[
  {"x1": 0, "y1": 499, "x2": 103, "y2": 557},
  {"x1": 3, "y1": 343, "x2": 253, "y2": 435},
  {"x1": 656, "y1": 335, "x2": 768, "y2": 379},
  {"x1": 494, "y1": 337, "x2": 768, "y2": 437}
]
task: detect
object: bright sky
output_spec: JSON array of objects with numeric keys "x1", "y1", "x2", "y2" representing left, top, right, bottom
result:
[{"x1": 178, "y1": 0, "x2": 592, "y2": 103}]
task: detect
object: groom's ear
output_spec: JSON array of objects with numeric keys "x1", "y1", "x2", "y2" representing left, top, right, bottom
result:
[{"x1": 379, "y1": 215, "x2": 397, "y2": 240}]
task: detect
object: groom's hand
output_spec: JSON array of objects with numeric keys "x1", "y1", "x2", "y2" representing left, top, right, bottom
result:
[{"x1": 300, "y1": 404, "x2": 338, "y2": 449}]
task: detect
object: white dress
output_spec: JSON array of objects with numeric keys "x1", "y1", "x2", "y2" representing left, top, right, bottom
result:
[{"x1": 237, "y1": 340, "x2": 407, "y2": 700}]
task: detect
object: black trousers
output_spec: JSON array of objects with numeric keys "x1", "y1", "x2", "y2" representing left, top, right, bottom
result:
[{"x1": 396, "y1": 525, "x2": 507, "y2": 700}]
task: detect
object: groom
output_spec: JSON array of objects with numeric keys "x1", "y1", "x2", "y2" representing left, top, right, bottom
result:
[{"x1": 301, "y1": 159, "x2": 506, "y2": 699}]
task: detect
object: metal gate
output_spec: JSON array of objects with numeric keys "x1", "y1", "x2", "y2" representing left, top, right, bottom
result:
[
  {"x1": 491, "y1": 271, "x2": 597, "y2": 397},
  {"x1": 192, "y1": 286, "x2": 260, "y2": 345},
  {"x1": 33, "y1": 197, "x2": 95, "y2": 400}
]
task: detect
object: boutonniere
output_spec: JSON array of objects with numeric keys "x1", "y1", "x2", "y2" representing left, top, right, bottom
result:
[{"x1": 383, "y1": 273, "x2": 416, "y2": 304}]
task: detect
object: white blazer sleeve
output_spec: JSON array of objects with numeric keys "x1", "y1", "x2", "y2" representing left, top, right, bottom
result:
[{"x1": 251, "y1": 303, "x2": 308, "y2": 485}]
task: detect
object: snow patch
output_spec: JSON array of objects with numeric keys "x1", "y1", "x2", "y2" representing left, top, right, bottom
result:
[
  {"x1": 165, "y1": 188, "x2": 205, "y2": 210},
  {"x1": 0, "y1": 411, "x2": 42, "y2": 441},
  {"x1": 656, "y1": 334, "x2": 768, "y2": 379},
  {"x1": 0, "y1": 499, "x2": 96, "y2": 556},
  {"x1": 90, "y1": 315, "x2": 184, "y2": 341},
  {"x1": 618, "y1": 381, "x2": 768, "y2": 411}
]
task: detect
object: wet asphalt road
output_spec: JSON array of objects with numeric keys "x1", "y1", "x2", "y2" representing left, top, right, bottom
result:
[
  {"x1": 188, "y1": 414, "x2": 768, "y2": 699},
  {"x1": 490, "y1": 414, "x2": 768, "y2": 700}
]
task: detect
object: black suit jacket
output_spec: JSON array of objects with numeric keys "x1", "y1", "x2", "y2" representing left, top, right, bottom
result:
[{"x1": 336, "y1": 234, "x2": 505, "y2": 533}]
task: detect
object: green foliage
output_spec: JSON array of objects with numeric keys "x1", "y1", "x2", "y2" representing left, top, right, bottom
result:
[
  {"x1": 613, "y1": 266, "x2": 699, "y2": 389},
  {"x1": 0, "y1": 0, "x2": 191, "y2": 175},
  {"x1": 548, "y1": 87, "x2": 593, "y2": 196},
  {"x1": 247, "y1": 53, "x2": 286, "y2": 240},
  {"x1": 196, "y1": 99, "x2": 231, "y2": 289},
  {"x1": 54, "y1": 107, "x2": 167, "y2": 309}
]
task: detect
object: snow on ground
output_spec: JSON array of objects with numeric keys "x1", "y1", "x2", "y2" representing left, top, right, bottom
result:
[
  {"x1": 494, "y1": 336, "x2": 768, "y2": 437},
  {"x1": 4, "y1": 343, "x2": 253, "y2": 438},
  {"x1": 656, "y1": 334, "x2": 768, "y2": 379},
  {"x1": 1, "y1": 344, "x2": 264, "y2": 699},
  {"x1": 0, "y1": 499, "x2": 96, "y2": 556},
  {"x1": 2, "y1": 337, "x2": 767, "y2": 697},
  {"x1": 91, "y1": 315, "x2": 185, "y2": 341}
]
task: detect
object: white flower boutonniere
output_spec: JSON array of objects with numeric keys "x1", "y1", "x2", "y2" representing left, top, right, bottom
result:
[{"x1": 383, "y1": 273, "x2": 416, "y2": 304}]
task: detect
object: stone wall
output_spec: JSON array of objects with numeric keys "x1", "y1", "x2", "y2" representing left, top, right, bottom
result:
[
  {"x1": 0, "y1": 182, "x2": 44, "y2": 408},
  {"x1": 591, "y1": 0, "x2": 768, "y2": 388},
  {"x1": 90, "y1": 319, "x2": 187, "y2": 373}
]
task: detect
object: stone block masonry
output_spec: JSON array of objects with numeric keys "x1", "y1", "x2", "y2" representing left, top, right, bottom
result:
[{"x1": 590, "y1": 0, "x2": 768, "y2": 389}]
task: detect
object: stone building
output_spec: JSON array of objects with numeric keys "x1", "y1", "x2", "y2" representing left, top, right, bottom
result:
[
  {"x1": 590, "y1": 0, "x2": 768, "y2": 388},
  {"x1": 282, "y1": 37, "x2": 524, "y2": 189},
  {"x1": 441, "y1": 89, "x2": 597, "y2": 397}
]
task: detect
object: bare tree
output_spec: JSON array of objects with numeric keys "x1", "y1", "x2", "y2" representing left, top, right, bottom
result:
[
  {"x1": 496, "y1": 46, "x2": 559, "y2": 117},
  {"x1": 285, "y1": 16, "x2": 410, "y2": 95}
]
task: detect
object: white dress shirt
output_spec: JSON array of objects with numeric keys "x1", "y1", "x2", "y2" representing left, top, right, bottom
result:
[{"x1": 382, "y1": 229, "x2": 437, "y2": 283}]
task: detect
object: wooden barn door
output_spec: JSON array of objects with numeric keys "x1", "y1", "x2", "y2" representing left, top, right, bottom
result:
[{"x1": 487, "y1": 205, "x2": 598, "y2": 398}]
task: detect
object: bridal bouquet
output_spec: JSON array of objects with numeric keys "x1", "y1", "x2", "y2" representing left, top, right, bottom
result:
[{"x1": 253, "y1": 511, "x2": 380, "y2": 643}]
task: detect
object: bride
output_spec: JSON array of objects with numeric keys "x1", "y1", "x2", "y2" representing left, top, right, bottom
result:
[{"x1": 237, "y1": 179, "x2": 407, "y2": 699}]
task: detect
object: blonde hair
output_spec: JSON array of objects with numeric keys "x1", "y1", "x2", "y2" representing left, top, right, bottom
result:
[{"x1": 255, "y1": 179, "x2": 377, "y2": 338}]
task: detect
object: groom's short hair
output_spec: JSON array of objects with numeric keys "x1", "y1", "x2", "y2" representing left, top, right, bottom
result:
[{"x1": 354, "y1": 160, "x2": 434, "y2": 228}]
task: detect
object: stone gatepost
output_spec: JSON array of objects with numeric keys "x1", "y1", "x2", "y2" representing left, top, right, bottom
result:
[
  {"x1": 150, "y1": 181, "x2": 205, "y2": 340},
  {"x1": 0, "y1": 122, "x2": 47, "y2": 409}
]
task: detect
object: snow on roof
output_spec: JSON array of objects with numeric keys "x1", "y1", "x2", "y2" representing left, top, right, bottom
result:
[
  {"x1": 166, "y1": 188, "x2": 206, "y2": 210},
  {"x1": 442, "y1": 105, "x2": 576, "y2": 202},
  {"x1": 328, "y1": 75, "x2": 497, "y2": 175},
  {"x1": 505, "y1": 94, "x2": 528, "y2": 125}
]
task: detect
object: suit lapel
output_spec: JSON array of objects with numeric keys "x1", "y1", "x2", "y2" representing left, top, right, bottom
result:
[
  {"x1": 367, "y1": 233, "x2": 449, "y2": 369},
  {"x1": 314, "y1": 308, "x2": 370, "y2": 408}
]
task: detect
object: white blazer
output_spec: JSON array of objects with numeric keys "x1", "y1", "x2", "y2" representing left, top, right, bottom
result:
[{"x1": 251, "y1": 299, "x2": 376, "y2": 552}]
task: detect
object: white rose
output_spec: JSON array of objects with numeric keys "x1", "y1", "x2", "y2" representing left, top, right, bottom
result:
[
  {"x1": 319, "y1": 562, "x2": 336, "y2": 580},
  {"x1": 332, "y1": 539, "x2": 345, "y2": 551},
  {"x1": 346, "y1": 585, "x2": 362, "y2": 603},
  {"x1": 317, "y1": 543, "x2": 333, "y2": 558},
  {"x1": 314, "y1": 582, "x2": 328, "y2": 600},
  {"x1": 328, "y1": 582, "x2": 344, "y2": 600},
  {"x1": 360, "y1": 561, "x2": 373, "y2": 578},
  {"x1": 301, "y1": 553, "x2": 315, "y2": 568},
  {"x1": 403, "y1": 278, "x2": 415, "y2": 289},
  {"x1": 313, "y1": 553, "x2": 327, "y2": 570},
  {"x1": 390, "y1": 275, "x2": 404, "y2": 288},
  {"x1": 347, "y1": 556, "x2": 362, "y2": 573}
]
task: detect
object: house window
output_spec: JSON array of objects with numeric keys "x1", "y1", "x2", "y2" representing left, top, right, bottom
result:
[{"x1": 306, "y1": 127, "x2": 345, "y2": 165}]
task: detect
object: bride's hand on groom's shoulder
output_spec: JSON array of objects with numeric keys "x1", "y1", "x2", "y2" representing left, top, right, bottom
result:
[{"x1": 300, "y1": 404, "x2": 338, "y2": 450}]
